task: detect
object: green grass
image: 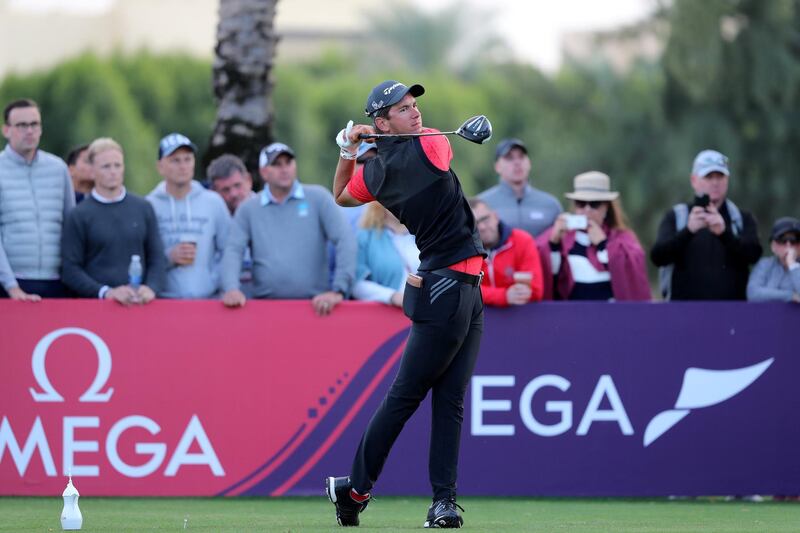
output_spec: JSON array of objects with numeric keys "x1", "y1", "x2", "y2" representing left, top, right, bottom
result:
[{"x1": 1, "y1": 496, "x2": 799, "y2": 532}]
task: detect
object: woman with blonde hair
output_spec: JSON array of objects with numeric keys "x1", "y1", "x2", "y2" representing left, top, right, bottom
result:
[
  {"x1": 538, "y1": 171, "x2": 650, "y2": 301},
  {"x1": 61, "y1": 137, "x2": 165, "y2": 305},
  {"x1": 352, "y1": 202, "x2": 420, "y2": 307}
]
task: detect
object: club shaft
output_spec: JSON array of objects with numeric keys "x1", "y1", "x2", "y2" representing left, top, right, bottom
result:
[{"x1": 359, "y1": 131, "x2": 457, "y2": 139}]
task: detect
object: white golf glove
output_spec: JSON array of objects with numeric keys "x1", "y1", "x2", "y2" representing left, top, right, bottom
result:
[
  {"x1": 336, "y1": 120, "x2": 358, "y2": 160},
  {"x1": 336, "y1": 120, "x2": 355, "y2": 149}
]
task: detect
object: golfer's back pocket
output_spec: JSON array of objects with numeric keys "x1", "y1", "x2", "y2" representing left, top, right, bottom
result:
[{"x1": 402, "y1": 282, "x2": 420, "y2": 319}]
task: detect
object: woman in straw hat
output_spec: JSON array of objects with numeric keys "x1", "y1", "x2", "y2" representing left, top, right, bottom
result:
[{"x1": 537, "y1": 171, "x2": 650, "y2": 301}]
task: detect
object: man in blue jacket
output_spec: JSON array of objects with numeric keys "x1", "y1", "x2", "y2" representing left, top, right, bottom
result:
[{"x1": 0, "y1": 98, "x2": 74, "y2": 300}]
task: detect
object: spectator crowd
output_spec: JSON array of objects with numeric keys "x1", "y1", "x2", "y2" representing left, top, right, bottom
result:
[{"x1": 2, "y1": 98, "x2": 798, "y2": 308}]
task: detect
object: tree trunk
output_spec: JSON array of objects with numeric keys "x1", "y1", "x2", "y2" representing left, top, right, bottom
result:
[{"x1": 205, "y1": 0, "x2": 278, "y2": 180}]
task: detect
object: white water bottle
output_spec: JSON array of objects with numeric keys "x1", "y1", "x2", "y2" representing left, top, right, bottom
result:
[
  {"x1": 61, "y1": 474, "x2": 82, "y2": 530},
  {"x1": 128, "y1": 255, "x2": 143, "y2": 290}
]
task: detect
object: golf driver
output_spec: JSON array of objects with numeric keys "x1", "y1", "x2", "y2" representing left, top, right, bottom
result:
[{"x1": 358, "y1": 115, "x2": 493, "y2": 145}]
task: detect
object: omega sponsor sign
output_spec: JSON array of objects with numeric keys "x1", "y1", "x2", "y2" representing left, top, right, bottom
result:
[
  {"x1": 3, "y1": 327, "x2": 223, "y2": 480},
  {"x1": 1, "y1": 300, "x2": 798, "y2": 496}
]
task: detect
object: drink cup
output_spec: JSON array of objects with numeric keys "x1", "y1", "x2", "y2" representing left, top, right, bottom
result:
[
  {"x1": 179, "y1": 235, "x2": 197, "y2": 264},
  {"x1": 513, "y1": 272, "x2": 532, "y2": 286}
]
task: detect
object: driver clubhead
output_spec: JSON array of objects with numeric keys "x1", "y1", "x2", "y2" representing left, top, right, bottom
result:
[{"x1": 456, "y1": 115, "x2": 493, "y2": 144}]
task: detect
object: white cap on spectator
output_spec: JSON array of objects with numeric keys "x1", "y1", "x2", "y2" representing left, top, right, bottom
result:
[{"x1": 259, "y1": 142, "x2": 295, "y2": 167}]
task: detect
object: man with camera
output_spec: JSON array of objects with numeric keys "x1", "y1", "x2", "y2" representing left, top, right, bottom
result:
[{"x1": 651, "y1": 149, "x2": 762, "y2": 300}]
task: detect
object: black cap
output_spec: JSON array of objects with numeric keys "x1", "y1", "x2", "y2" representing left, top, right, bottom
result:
[
  {"x1": 495, "y1": 138, "x2": 528, "y2": 160},
  {"x1": 770, "y1": 217, "x2": 800, "y2": 241},
  {"x1": 365, "y1": 80, "x2": 425, "y2": 117},
  {"x1": 259, "y1": 142, "x2": 295, "y2": 168}
]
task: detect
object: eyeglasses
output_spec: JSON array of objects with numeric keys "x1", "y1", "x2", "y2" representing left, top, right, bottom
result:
[
  {"x1": 775, "y1": 236, "x2": 798, "y2": 245},
  {"x1": 574, "y1": 200, "x2": 605, "y2": 209},
  {"x1": 9, "y1": 121, "x2": 41, "y2": 131}
]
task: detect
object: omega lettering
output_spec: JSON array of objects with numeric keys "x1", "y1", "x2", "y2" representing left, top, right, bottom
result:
[
  {"x1": 470, "y1": 374, "x2": 634, "y2": 438},
  {"x1": 0, "y1": 415, "x2": 224, "y2": 477}
]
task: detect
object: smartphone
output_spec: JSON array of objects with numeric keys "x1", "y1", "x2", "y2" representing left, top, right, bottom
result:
[
  {"x1": 693, "y1": 194, "x2": 710, "y2": 209},
  {"x1": 565, "y1": 214, "x2": 588, "y2": 230}
]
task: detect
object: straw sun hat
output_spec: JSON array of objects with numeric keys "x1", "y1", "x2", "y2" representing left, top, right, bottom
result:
[{"x1": 564, "y1": 171, "x2": 619, "y2": 202}]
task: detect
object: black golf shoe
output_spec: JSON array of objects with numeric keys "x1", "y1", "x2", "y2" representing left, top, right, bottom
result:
[
  {"x1": 423, "y1": 498, "x2": 464, "y2": 528},
  {"x1": 325, "y1": 476, "x2": 370, "y2": 527}
]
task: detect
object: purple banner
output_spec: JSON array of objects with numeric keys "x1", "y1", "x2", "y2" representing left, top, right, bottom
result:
[{"x1": 299, "y1": 302, "x2": 799, "y2": 497}]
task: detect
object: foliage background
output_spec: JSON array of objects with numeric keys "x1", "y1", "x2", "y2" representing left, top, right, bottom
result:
[{"x1": 1, "y1": 0, "x2": 798, "y2": 286}]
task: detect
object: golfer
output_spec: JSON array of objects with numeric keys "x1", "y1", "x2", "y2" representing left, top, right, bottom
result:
[{"x1": 326, "y1": 80, "x2": 486, "y2": 528}]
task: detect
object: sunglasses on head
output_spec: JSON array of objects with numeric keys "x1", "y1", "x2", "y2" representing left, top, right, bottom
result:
[
  {"x1": 574, "y1": 200, "x2": 605, "y2": 209},
  {"x1": 775, "y1": 236, "x2": 799, "y2": 245}
]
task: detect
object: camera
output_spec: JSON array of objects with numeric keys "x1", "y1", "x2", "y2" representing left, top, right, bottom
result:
[{"x1": 564, "y1": 214, "x2": 588, "y2": 231}]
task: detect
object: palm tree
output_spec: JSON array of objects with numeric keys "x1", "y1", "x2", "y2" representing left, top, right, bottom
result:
[{"x1": 205, "y1": 0, "x2": 279, "y2": 174}]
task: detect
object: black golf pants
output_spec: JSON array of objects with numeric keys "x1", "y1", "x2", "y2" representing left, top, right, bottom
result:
[{"x1": 350, "y1": 269, "x2": 484, "y2": 501}]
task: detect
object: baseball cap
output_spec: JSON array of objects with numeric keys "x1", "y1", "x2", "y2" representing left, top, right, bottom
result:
[
  {"x1": 158, "y1": 133, "x2": 197, "y2": 159},
  {"x1": 365, "y1": 80, "x2": 425, "y2": 117},
  {"x1": 495, "y1": 138, "x2": 528, "y2": 160},
  {"x1": 356, "y1": 141, "x2": 377, "y2": 162},
  {"x1": 259, "y1": 142, "x2": 295, "y2": 168},
  {"x1": 692, "y1": 149, "x2": 730, "y2": 177},
  {"x1": 770, "y1": 217, "x2": 800, "y2": 241}
]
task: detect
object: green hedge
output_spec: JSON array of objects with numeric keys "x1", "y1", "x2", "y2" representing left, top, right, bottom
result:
[{"x1": 2, "y1": 36, "x2": 797, "y2": 288}]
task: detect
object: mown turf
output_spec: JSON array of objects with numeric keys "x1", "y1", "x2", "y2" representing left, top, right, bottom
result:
[{"x1": 1, "y1": 496, "x2": 799, "y2": 532}]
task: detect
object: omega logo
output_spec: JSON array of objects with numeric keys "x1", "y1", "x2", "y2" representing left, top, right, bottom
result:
[{"x1": 29, "y1": 327, "x2": 114, "y2": 403}]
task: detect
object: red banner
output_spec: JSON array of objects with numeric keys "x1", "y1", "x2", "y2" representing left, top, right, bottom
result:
[{"x1": 0, "y1": 300, "x2": 408, "y2": 496}]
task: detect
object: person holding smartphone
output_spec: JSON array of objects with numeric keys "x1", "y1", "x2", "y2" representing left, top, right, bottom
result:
[
  {"x1": 537, "y1": 171, "x2": 650, "y2": 301},
  {"x1": 651, "y1": 149, "x2": 762, "y2": 300}
]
